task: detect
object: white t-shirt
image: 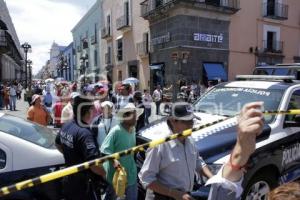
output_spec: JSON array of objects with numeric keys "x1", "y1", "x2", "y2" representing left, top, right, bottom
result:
[
  {"x1": 61, "y1": 102, "x2": 73, "y2": 124},
  {"x1": 152, "y1": 89, "x2": 162, "y2": 102}
]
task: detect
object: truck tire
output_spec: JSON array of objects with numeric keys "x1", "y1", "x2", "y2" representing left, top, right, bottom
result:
[{"x1": 242, "y1": 169, "x2": 278, "y2": 200}]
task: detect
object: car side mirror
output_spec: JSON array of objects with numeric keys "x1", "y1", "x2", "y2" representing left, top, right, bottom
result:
[{"x1": 284, "y1": 115, "x2": 300, "y2": 128}]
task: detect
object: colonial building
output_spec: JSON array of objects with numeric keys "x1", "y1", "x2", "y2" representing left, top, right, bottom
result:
[
  {"x1": 61, "y1": 42, "x2": 75, "y2": 81},
  {"x1": 141, "y1": 0, "x2": 239, "y2": 89},
  {"x1": 0, "y1": 0, "x2": 23, "y2": 83},
  {"x1": 101, "y1": 0, "x2": 150, "y2": 89},
  {"x1": 72, "y1": 0, "x2": 101, "y2": 83},
  {"x1": 49, "y1": 42, "x2": 66, "y2": 78},
  {"x1": 228, "y1": 0, "x2": 300, "y2": 79}
]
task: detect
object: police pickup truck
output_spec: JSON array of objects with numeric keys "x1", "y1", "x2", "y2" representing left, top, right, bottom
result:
[
  {"x1": 136, "y1": 75, "x2": 300, "y2": 200},
  {"x1": 253, "y1": 63, "x2": 300, "y2": 80}
]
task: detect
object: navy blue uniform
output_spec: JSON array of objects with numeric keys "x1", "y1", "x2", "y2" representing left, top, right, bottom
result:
[{"x1": 55, "y1": 120, "x2": 100, "y2": 200}]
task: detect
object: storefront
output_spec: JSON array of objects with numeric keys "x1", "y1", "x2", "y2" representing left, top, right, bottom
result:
[{"x1": 149, "y1": 15, "x2": 230, "y2": 90}]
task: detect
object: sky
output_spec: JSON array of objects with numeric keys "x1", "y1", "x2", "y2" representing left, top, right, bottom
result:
[{"x1": 5, "y1": 0, "x2": 96, "y2": 75}]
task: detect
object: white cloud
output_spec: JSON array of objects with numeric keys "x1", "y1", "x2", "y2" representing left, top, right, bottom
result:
[{"x1": 5, "y1": 0, "x2": 96, "y2": 74}]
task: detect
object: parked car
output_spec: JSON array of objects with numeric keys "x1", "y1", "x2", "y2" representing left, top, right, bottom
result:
[
  {"x1": 0, "y1": 113, "x2": 65, "y2": 200},
  {"x1": 253, "y1": 63, "x2": 300, "y2": 80},
  {"x1": 136, "y1": 75, "x2": 300, "y2": 200}
]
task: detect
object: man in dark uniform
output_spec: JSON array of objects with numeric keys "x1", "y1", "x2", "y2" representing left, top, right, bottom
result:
[{"x1": 55, "y1": 95, "x2": 106, "y2": 200}]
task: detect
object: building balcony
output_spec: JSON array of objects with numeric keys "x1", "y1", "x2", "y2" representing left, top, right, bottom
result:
[
  {"x1": 116, "y1": 15, "x2": 131, "y2": 31},
  {"x1": 105, "y1": 52, "x2": 112, "y2": 65},
  {"x1": 262, "y1": 40, "x2": 284, "y2": 54},
  {"x1": 141, "y1": 0, "x2": 240, "y2": 19},
  {"x1": 262, "y1": 2, "x2": 288, "y2": 20},
  {"x1": 101, "y1": 27, "x2": 112, "y2": 39},
  {"x1": 137, "y1": 41, "x2": 149, "y2": 57}
]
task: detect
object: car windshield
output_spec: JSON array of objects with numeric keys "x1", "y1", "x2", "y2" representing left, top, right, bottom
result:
[
  {"x1": 194, "y1": 86, "x2": 284, "y2": 123},
  {"x1": 0, "y1": 115, "x2": 56, "y2": 148}
]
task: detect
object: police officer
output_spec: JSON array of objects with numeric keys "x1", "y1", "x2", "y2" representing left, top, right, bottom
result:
[{"x1": 55, "y1": 95, "x2": 106, "y2": 200}]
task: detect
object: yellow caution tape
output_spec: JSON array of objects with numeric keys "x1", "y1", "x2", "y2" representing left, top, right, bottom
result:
[{"x1": 0, "y1": 109, "x2": 299, "y2": 197}]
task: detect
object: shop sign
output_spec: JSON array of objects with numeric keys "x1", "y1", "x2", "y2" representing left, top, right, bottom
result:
[
  {"x1": 193, "y1": 33, "x2": 224, "y2": 43},
  {"x1": 151, "y1": 32, "x2": 171, "y2": 45}
]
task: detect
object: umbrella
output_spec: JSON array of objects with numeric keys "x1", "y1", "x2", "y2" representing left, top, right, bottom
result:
[
  {"x1": 123, "y1": 77, "x2": 139, "y2": 84},
  {"x1": 45, "y1": 78, "x2": 54, "y2": 83}
]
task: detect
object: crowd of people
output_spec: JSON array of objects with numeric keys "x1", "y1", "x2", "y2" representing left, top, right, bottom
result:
[
  {"x1": 0, "y1": 81, "x2": 23, "y2": 111},
  {"x1": 15, "y1": 78, "x2": 299, "y2": 200}
]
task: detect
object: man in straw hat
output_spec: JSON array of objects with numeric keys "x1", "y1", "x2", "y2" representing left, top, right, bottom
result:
[
  {"x1": 139, "y1": 102, "x2": 264, "y2": 200},
  {"x1": 101, "y1": 103, "x2": 143, "y2": 200}
]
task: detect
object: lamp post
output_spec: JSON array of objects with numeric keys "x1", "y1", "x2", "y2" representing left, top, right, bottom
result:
[
  {"x1": 21, "y1": 42, "x2": 31, "y2": 89},
  {"x1": 27, "y1": 60, "x2": 32, "y2": 91},
  {"x1": 80, "y1": 52, "x2": 88, "y2": 86},
  {"x1": 62, "y1": 57, "x2": 69, "y2": 81}
]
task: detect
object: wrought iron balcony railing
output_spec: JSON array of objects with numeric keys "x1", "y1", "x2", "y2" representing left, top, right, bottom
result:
[
  {"x1": 141, "y1": 0, "x2": 240, "y2": 18},
  {"x1": 116, "y1": 15, "x2": 131, "y2": 30},
  {"x1": 262, "y1": 40, "x2": 284, "y2": 53},
  {"x1": 137, "y1": 41, "x2": 149, "y2": 56}
]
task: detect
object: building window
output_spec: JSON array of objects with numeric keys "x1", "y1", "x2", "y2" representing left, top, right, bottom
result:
[
  {"x1": 118, "y1": 70, "x2": 122, "y2": 81},
  {"x1": 107, "y1": 14, "x2": 111, "y2": 35},
  {"x1": 117, "y1": 38, "x2": 123, "y2": 61},
  {"x1": 94, "y1": 23, "x2": 98, "y2": 43},
  {"x1": 124, "y1": 1, "x2": 130, "y2": 25},
  {"x1": 94, "y1": 49, "x2": 98, "y2": 67},
  {"x1": 143, "y1": 32, "x2": 149, "y2": 53}
]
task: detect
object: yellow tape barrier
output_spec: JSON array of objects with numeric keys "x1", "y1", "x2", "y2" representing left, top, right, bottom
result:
[{"x1": 0, "y1": 109, "x2": 299, "y2": 197}]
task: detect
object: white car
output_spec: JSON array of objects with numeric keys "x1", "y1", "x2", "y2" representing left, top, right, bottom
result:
[{"x1": 0, "y1": 113, "x2": 65, "y2": 200}]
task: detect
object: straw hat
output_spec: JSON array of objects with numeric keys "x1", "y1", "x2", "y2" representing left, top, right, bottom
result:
[{"x1": 116, "y1": 103, "x2": 144, "y2": 120}]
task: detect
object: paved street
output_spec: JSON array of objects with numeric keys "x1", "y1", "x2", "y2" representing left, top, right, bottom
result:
[
  {"x1": 1, "y1": 91, "x2": 29, "y2": 119},
  {"x1": 2, "y1": 91, "x2": 163, "y2": 125}
]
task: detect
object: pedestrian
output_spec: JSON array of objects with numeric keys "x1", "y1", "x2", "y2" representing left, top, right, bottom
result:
[
  {"x1": 139, "y1": 103, "x2": 213, "y2": 200},
  {"x1": 143, "y1": 89, "x2": 152, "y2": 125},
  {"x1": 43, "y1": 88, "x2": 53, "y2": 108},
  {"x1": 61, "y1": 92, "x2": 80, "y2": 125},
  {"x1": 55, "y1": 95, "x2": 106, "y2": 200},
  {"x1": 115, "y1": 83, "x2": 134, "y2": 111},
  {"x1": 9, "y1": 82, "x2": 17, "y2": 111},
  {"x1": 53, "y1": 97, "x2": 66, "y2": 128},
  {"x1": 3, "y1": 85, "x2": 9, "y2": 110},
  {"x1": 133, "y1": 91, "x2": 145, "y2": 132},
  {"x1": 100, "y1": 103, "x2": 143, "y2": 200},
  {"x1": 17, "y1": 83, "x2": 22, "y2": 100},
  {"x1": 152, "y1": 85, "x2": 162, "y2": 115},
  {"x1": 269, "y1": 181, "x2": 300, "y2": 200},
  {"x1": 139, "y1": 102, "x2": 264, "y2": 200},
  {"x1": 27, "y1": 94, "x2": 51, "y2": 126},
  {"x1": 0, "y1": 83, "x2": 4, "y2": 109},
  {"x1": 90, "y1": 101, "x2": 118, "y2": 147}
]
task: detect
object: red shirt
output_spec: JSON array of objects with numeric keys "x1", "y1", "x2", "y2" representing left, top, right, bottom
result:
[{"x1": 54, "y1": 101, "x2": 65, "y2": 125}]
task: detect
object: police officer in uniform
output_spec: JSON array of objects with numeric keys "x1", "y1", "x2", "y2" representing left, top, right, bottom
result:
[{"x1": 55, "y1": 95, "x2": 106, "y2": 200}]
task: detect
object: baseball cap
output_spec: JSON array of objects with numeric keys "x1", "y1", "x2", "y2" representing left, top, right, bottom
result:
[{"x1": 170, "y1": 103, "x2": 201, "y2": 121}]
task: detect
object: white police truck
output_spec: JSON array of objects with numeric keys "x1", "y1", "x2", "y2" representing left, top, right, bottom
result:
[{"x1": 136, "y1": 75, "x2": 300, "y2": 200}]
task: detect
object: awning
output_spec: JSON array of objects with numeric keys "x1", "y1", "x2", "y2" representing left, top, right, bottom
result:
[
  {"x1": 203, "y1": 63, "x2": 227, "y2": 81},
  {"x1": 149, "y1": 64, "x2": 163, "y2": 70}
]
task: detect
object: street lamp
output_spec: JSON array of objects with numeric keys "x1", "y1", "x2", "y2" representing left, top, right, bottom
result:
[
  {"x1": 80, "y1": 52, "x2": 88, "y2": 86},
  {"x1": 27, "y1": 60, "x2": 33, "y2": 90},
  {"x1": 62, "y1": 57, "x2": 69, "y2": 81},
  {"x1": 21, "y1": 42, "x2": 31, "y2": 89}
]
